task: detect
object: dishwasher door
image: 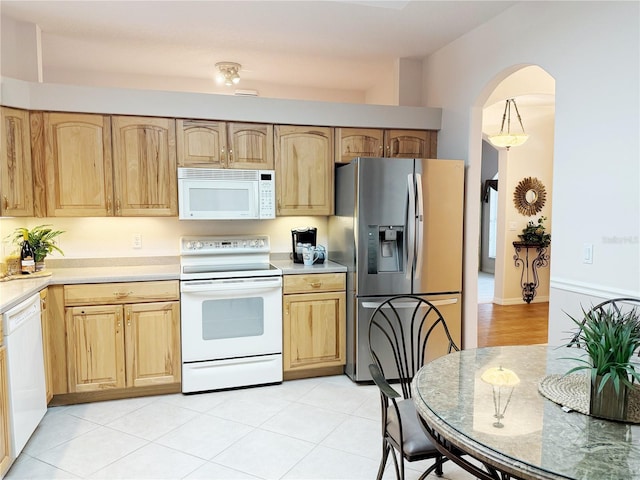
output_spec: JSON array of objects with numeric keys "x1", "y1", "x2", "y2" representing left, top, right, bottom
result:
[{"x1": 3, "y1": 293, "x2": 47, "y2": 457}]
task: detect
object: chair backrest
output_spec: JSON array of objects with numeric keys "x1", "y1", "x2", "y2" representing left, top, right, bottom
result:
[
  {"x1": 568, "y1": 297, "x2": 640, "y2": 351},
  {"x1": 368, "y1": 295, "x2": 459, "y2": 399}
]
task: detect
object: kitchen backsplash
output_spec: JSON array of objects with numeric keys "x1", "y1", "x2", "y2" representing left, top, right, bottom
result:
[{"x1": 0, "y1": 216, "x2": 328, "y2": 259}]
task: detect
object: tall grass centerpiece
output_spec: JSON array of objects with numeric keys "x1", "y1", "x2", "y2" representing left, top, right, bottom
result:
[{"x1": 566, "y1": 304, "x2": 640, "y2": 421}]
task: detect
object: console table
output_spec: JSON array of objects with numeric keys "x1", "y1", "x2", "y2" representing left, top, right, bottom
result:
[{"x1": 512, "y1": 241, "x2": 549, "y2": 303}]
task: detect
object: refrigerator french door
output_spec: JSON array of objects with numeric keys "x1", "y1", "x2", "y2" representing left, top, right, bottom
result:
[{"x1": 329, "y1": 157, "x2": 464, "y2": 381}]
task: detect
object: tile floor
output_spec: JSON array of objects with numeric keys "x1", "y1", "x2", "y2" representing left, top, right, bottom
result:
[
  {"x1": 477, "y1": 272, "x2": 494, "y2": 304},
  {"x1": 5, "y1": 375, "x2": 474, "y2": 480}
]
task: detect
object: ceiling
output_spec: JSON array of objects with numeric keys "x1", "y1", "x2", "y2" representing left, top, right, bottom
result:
[{"x1": 1, "y1": 0, "x2": 517, "y2": 96}]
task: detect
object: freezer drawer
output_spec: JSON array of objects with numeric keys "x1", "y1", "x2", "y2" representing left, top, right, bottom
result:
[{"x1": 349, "y1": 293, "x2": 461, "y2": 382}]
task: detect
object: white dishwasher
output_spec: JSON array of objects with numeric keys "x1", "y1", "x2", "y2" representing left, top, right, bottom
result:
[{"x1": 2, "y1": 292, "x2": 47, "y2": 457}]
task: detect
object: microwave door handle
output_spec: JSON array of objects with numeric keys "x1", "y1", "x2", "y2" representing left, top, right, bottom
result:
[{"x1": 406, "y1": 173, "x2": 416, "y2": 281}]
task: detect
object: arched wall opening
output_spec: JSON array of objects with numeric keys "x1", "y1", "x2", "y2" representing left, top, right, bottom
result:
[{"x1": 464, "y1": 64, "x2": 555, "y2": 347}]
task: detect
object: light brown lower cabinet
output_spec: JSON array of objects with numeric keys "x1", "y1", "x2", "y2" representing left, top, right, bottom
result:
[
  {"x1": 40, "y1": 289, "x2": 53, "y2": 403},
  {"x1": 0, "y1": 345, "x2": 10, "y2": 477},
  {"x1": 61, "y1": 281, "x2": 181, "y2": 399},
  {"x1": 282, "y1": 273, "x2": 346, "y2": 379}
]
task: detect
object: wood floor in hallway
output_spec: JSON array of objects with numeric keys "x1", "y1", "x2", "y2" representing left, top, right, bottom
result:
[{"x1": 477, "y1": 302, "x2": 549, "y2": 347}]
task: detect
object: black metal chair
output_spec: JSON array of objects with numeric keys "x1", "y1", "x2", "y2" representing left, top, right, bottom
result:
[
  {"x1": 567, "y1": 297, "x2": 640, "y2": 355},
  {"x1": 367, "y1": 295, "x2": 459, "y2": 480}
]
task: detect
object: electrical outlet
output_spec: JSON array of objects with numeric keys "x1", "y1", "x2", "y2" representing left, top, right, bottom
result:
[{"x1": 132, "y1": 233, "x2": 142, "y2": 249}]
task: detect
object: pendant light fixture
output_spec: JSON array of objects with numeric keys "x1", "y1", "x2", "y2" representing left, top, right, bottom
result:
[
  {"x1": 488, "y1": 98, "x2": 529, "y2": 149},
  {"x1": 215, "y1": 62, "x2": 241, "y2": 86}
]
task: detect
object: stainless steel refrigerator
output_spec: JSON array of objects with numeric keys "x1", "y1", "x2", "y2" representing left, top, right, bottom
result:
[{"x1": 328, "y1": 157, "x2": 464, "y2": 381}]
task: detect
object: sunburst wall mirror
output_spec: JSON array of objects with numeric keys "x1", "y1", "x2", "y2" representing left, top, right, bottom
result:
[{"x1": 513, "y1": 177, "x2": 547, "y2": 216}]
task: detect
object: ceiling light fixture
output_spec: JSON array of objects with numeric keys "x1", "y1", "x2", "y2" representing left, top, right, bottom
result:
[
  {"x1": 215, "y1": 62, "x2": 241, "y2": 86},
  {"x1": 488, "y1": 98, "x2": 529, "y2": 150}
]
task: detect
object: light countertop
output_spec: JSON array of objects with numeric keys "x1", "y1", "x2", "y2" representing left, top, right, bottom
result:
[
  {"x1": 270, "y1": 256, "x2": 346, "y2": 275},
  {"x1": 1, "y1": 256, "x2": 346, "y2": 314},
  {"x1": 0, "y1": 259, "x2": 180, "y2": 314}
]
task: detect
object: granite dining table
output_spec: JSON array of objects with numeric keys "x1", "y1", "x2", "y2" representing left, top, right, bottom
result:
[{"x1": 412, "y1": 344, "x2": 640, "y2": 480}]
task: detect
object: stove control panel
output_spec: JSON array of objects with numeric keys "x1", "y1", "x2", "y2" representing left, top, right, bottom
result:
[{"x1": 181, "y1": 235, "x2": 269, "y2": 254}]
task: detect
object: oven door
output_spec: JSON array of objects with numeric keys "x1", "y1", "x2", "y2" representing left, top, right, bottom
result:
[{"x1": 180, "y1": 276, "x2": 282, "y2": 363}]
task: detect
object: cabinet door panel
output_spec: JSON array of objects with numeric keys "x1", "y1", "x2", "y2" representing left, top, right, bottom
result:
[
  {"x1": 275, "y1": 125, "x2": 333, "y2": 216},
  {"x1": 65, "y1": 305, "x2": 125, "y2": 392},
  {"x1": 228, "y1": 123, "x2": 274, "y2": 169},
  {"x1": 335, "y1": 128, "x2": 383, "y2": 164},
  {"x1": 384, "y1": 129, "x2": 436, "y2": 158},
  {"x1": 1, "y1": 107, "x2": 33, "y2": 216},
  {"x1": 40, "y1": 289, "x2": 53, "y2": 403},
  {"x1": 125, "y1": 302, "x2": 181, "y2": 387},
  {"x1": 44, "y1": 112, "x2": 113, "y2": 216},
  {"x1": 176, "y1": 119, "x2": 226, "y2": 167},
  {"x1": 112, "y1": 116, "x2": 177, "y2": 216},
  {"x1": 283, "y1": 291, "x2": 345, "y2": 371}
]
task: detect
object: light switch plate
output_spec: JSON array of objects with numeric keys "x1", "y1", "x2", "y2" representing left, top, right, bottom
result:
[
  {"x1": 583, "y1": 243, "x2": 593, "y2": 264},
  {"x1": 132, "y1": 233, "x2": 142, "y2": 249}
]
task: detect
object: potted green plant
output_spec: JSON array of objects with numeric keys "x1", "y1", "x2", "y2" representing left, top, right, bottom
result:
[
  {"x1": 565, "y1": 304, "x2": 640, "y2": 421},
  {"x1": 10, "y1": 224, "x2": 64, "y2": 271},
  {"x1": 518, "y1": 216, "x2": 551, "y2": 247}
]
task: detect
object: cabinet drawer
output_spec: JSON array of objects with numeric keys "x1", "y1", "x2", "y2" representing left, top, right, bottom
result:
[
  {"x1": 283, "y1": 273, "x2": 345, "y2": 294},
  {"x1": 64, "y1": 280, "x2": 179, "y2": 306}
]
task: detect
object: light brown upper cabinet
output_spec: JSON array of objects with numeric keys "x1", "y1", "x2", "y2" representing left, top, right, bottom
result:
[
  {"x1": 34, "y1": 112, "x2": 113, "y2": 217},
  {"x1": 274, "y1": 125, "x2": 333, "y2": 216},
  {"x1": 1, "y1": 107, "x2": 33, "y2": 217},
  {"x1": 112, "y1": 116, "x2": 177, "y2": 216},
  {"x1": 335, "y1": 128, "x2": 438, "y2": 164},
  {"x1": 335, "y1": 128, "x2": 384, "y2": 164},
  {"x1": 177, "y1": 119, "x2": 274, "y2": 170},
  {"x1": 384, "y1": 129, "x2": 437, "y2": 159}
]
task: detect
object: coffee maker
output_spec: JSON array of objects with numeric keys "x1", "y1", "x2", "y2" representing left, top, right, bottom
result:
[{"x1": 291, "y1": 227, "x2": 317, "y2": 263}]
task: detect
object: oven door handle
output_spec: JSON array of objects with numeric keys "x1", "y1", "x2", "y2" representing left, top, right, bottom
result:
[{"x1": 181, "y1": 278, "x2": 282, "y2": 293}]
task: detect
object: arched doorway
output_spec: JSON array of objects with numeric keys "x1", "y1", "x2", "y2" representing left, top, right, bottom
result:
[{"x1": 473, "y1": 66, "x2": 555, "y2": 346}]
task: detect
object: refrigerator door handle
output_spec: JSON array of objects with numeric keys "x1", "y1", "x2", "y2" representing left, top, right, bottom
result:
[
  {"x1": 406, "y1": 173, "x2": 416, "y2": 280},
  {"x1": 362, "y1": 298, "x2": 458, "y2": 310},
  {"x1": 414, "y1": 173, "x2": 425, "y2": 280}
]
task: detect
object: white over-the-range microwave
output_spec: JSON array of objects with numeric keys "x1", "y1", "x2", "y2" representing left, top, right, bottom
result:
[{"x1": 178, "y1": 167, "x2": 276, "y2": 220}]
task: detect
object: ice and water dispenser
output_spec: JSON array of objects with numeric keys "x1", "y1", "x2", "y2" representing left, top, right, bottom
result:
[{"x1": 367, "y1": 226, "x2": 404, "y2": 274}]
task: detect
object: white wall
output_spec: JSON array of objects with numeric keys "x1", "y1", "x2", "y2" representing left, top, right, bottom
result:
[
  {"x1": 0, "y1": 216, "x2": 329, "y2": 260},
  {"x1": 423, "y1": 1, "x2": 640, "y2": 347},
  {"x1": 0, "y1": 16, "x2": 42, "y2": 82}
]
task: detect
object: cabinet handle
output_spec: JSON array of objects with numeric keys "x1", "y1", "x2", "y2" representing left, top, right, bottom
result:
[
  {"x1": 221, "y1": 146, "x2": 227, "y2": 166},
  {"x1": 2, "y1": 195, "x2": 8, "y2": 210},
  {"x1": 126, "y1": 310, "x2": 131, "y2": 326},
  {"x1": 310, "y1": 282, "x2": 322, "y2": 288},
  {"x1": 115, "y1": 199, "x2": 121, "y2": 214},
  {"x1": 114, "y1": 291, "x2": 133, "y2": 298},
  {"x1": 107, "y1": 196, "x2": 112, "y2": 212},
  {"x1": 228, "y1": 149, "x2": 233, "y2": 164}
]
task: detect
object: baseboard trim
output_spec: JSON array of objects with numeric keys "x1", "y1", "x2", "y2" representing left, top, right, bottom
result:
[
  {"x1": 492, "y1": 296, "x2": 549, "y2": 305},
  {"x1": 551, "y1": 278, "x2": 640, "y2": 299}
]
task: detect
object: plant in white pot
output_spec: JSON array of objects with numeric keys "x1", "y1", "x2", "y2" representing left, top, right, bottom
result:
[
  {"x1": 566, "y1": 304, "x2": 640, "y2": 421},
  {"x1": 11, "y1": 224, "x2": 64, "y2": 271}
]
